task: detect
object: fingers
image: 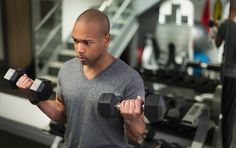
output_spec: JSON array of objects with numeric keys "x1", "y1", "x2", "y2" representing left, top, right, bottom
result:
[
  {"x1": 120, "y1": 96, "x2": 143, "y2": 121},
  {"x1": 16, "y1": 74, "x2": 34, "y2": 89}
]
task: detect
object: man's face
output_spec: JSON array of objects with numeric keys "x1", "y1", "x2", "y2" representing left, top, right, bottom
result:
[{"x1": 72, "y1": 21, "x2": 110, "y2": 65}]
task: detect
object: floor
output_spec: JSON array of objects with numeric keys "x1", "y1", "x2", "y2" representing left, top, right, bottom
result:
[{"x1": 0, "y1": 130, "x2": 48, "y2": 148}]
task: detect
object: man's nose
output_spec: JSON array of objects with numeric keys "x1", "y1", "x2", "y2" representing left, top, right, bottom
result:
[{"x1": 75, "y1": 43, "x2": 85, "y2": 53}]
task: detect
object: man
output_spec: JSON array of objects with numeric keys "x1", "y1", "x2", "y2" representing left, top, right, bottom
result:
[
  {"x1": 16, "y1": 9, "x2": 146, "y2": 147},
  {"x1": 215, "y1": 0, "x2": 236, "y2": 148}
]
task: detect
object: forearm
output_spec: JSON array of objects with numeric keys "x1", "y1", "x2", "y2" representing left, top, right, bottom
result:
[
  {"x1": 15, "y1": 74, "x2": 66, "y2": 123},
  {"x1": 124, "y1": 114, "x2": 146, "y2": 143},
  {"x1": 37, "y1": 100, "x2": 67, "y2": 124}
]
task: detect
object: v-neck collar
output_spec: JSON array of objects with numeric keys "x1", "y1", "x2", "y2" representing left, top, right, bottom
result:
[{"x1": 78, "y1": 58, "x2": 118, "y2": 82}]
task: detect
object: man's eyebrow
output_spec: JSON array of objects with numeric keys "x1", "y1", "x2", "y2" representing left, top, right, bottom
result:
[
  {"x1": 72, "y1": 36, "x2": 77, "y2": 40},
  {"x1": 72, "y1": 36, "x2": 93, "y2": 41},
  {"x1": 71, "y1": 37, "x2": 94, "y2": 44}
]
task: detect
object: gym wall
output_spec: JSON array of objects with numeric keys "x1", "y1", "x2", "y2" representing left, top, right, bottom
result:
[{"x1": 62, "y1": 0, "x2": 102, "y2": 41}]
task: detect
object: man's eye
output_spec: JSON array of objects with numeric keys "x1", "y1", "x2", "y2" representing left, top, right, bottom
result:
[
  {"x1": 73, "y1": 39, "x2": 78, "y2": 44},
  {"x1": 84, "y1": 41, "x2": 93, "y2": 45}
]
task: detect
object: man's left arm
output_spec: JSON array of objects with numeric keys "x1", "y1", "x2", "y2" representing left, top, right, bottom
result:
[{"x1": 120, "y1": 96, "x2": 146, "y2": 143}]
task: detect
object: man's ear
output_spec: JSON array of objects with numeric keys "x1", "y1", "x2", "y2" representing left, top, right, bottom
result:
[{"x1": 104, "y1": 33, "x2": 111, "y2": 47}]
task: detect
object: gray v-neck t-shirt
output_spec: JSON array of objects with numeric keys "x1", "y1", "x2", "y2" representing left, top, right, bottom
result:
[{"x1": 56, "y1": 58, "x2": 145, "y2": 148}]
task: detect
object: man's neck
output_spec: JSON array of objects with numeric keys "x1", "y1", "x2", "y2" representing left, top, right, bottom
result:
[{"x1": 83, "y1": 54, "x2": 115, "y2": 80}]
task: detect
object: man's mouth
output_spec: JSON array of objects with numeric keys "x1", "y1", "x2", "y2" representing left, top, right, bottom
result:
[{"x1": 78, "y1": 56, "x2": 87, "y2": 61}]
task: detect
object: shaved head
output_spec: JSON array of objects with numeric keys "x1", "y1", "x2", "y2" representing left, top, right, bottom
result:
[{"x1": 75, "y1": 9, "x2": 110, "y2": 35}]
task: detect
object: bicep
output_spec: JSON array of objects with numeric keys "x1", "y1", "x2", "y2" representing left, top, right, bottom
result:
[
  {"x1": 124, "y1": 76, "x2": 145, "y2": 100},
  {"x1": 55, "y1": 96, "x2": 66, "y2": 113}
]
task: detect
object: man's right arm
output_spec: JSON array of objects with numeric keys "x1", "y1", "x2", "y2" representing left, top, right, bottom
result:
[
  {"x1": 37, "y1": 96, "x2": 67, "y2": 124},
  {"x1": 16, "y1": 74, "x2": 67, "y2": 124}
]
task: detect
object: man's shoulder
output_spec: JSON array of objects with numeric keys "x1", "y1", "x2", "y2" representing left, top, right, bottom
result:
[
  {"x1": 115, "y1": 59, "x2": 140, "y2": 77},
  {"x1": 62, "y1": 58, "x2": 78, "y2": 67},
  {"x1": 116, "y1": 59, "x2": 135, "y2": 71},
  {"x1": 59, "y1": 58, "x2": 79, "y2": 73}
]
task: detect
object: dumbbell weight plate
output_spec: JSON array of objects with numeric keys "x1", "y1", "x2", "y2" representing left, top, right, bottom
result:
[
  {"x1": 97, "y1": 93, "x2": 120, "y2": 118},
  {"x1": 30, "y1": 78, "x2": 53, "y2": 101},
  {"x1": 145, "y1": 94, "x2": 166, "y2": 123},
  {"x1": 4, "y1": 68, "x2": 25, "y2": 89}
]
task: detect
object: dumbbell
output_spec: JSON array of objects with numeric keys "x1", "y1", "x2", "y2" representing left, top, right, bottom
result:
[
  {"x1": 4, "y1": 68, "x2": 25, "y2": 89},
  {"x1": 4, "y1": 68, "x2": 53, "y2": 103},
  {"x1": 97, "y1": 93, "x2": 166, "y2": 123},
  {"x1": 193, "y1": 75, "x2": 207, "y2": 85},
  {"x1": 166, "y1": 99, "x2": 185, "y2": 120},
  {"x1": 183, "y1": 74, "x2": 195, "y2": 84},
  {"x1": 29, "y1": 78, "x2": 53, "y2": 102},
  {"x1": 156, "y1": 69, "x2": 168, "y2": 79},
  {"x1": 169, "y1": 70, "x2": 185, "y2": 82}
]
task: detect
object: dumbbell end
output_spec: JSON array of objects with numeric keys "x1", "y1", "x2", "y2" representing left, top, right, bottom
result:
[
  {"x1": 98, "y1": 93, "x2": 119, "y2": 118},
  {"x1": 144, "y1": 94, "x2": 166, "y2": 123},
  {"x1": 30, "y1": 78, "x2": 53, "y2": 101},
  {"x1": 4, "y1": 68, "x2": 25, "y2": 89}
]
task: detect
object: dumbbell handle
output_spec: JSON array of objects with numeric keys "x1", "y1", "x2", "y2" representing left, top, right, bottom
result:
[{"x1": 115, "y1": 103, "x2": 145, "y2": 110}]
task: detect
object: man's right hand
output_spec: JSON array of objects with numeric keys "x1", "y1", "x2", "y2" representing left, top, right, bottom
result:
[
  {"x1": 16, "y1": 74, "x2": 34, "y2": 90},
  {"x1": 16, "y1": 74, "x2": 38, "y2": 104}
]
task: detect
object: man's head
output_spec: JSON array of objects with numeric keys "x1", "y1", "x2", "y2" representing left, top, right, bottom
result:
[
  {"x1": 76, "y1": 9, "x2": 110, "y2": 35},
  {"x1": 72, "y1": 9, "x2": 111, "y2": 65}
]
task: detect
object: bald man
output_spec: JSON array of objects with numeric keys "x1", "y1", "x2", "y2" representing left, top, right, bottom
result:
[
  {"x1": 16, "y1": 9, "x2": 146, "y2": 147},
  {"x1": 215, "y1": 0, "x2": 236, "y2": 148}
]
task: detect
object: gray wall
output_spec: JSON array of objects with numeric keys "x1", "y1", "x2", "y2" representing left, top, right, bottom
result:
[{"x1": 62, "y1": 0, "x2": 102, "y2": 41}]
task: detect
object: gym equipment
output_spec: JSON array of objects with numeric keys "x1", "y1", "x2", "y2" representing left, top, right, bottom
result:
[
  {"x1": 193, "y1": 75, "x2": 207, "y2": 85},
  {"x1": 185, "y1": 60, "x2": 221, "y2": 73},
  {"x1": 211, "y1": 85, "x2": 221, "y2": 124},
  {"x1": 143, "y1": 126, "x2": 156, "y2": 142},
  {"x1": 155, "y1": 69, "x2": 184, "y2": 82},
  {"x1": 97, "y1": 93, "x2": 165, "y2": 123},
  {"x1": 141, "y1": 34, "x2": 160, "y2": 71},
  {"x1": 4, "y1": 68, "x2": 25, "y2": 89},
  {"x1": 167, "y1": 99, "x2": 185, "y2": 121},
  {"x1": 29, "y1": 78, "x2": 53, "y2": 102},
  {"x1": 49, "y1": 121, "x2": 66, "y2": 137},
  {"x1": 168, "y1": 70, "x2": 185, "y2": 82},
  {"x1": 4, "y1": 68, "x2": 53, "y2": 103},
  {"x1": 166, "y1": 43, "x2": 179, "y2": 70},
  {"x1": 191, "y1": 105, "x2": 211, "y2": 148},
  {"x1": 182, "y1": 102, "x2": 207, "y2": 127}
]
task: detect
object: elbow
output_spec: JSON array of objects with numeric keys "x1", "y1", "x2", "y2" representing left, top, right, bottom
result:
[
  {"x1": 50, "y1": 112, "x2": 67, "y2": 124},
  {"x1": 128, "y1": 133, "x2": 144, "y2": 144}
]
